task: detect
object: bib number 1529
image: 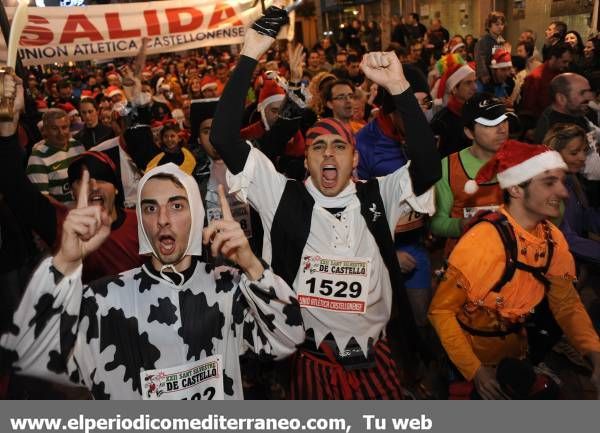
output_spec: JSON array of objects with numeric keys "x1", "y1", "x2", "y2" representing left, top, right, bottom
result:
[{"x1": 305, "y1": 277, "x2": 362, "y2": 298}]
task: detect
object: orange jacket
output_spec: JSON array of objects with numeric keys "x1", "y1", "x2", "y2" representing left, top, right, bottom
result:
[{"x1": 429, "y1": 206, "x2": 600, "y2": 380}]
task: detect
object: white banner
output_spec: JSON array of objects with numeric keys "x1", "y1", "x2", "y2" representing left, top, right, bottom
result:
[{"x1": 1, "y1": 0, "x2": 294, "y2": 66}]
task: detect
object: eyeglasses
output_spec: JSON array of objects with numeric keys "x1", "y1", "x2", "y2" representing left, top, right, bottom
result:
[
  {"x1": 331, "y1": 93, "x2": 357, "y2": 101},
  {"x1": 419, "y1": 95, "x2": 433, "y2": 110}
]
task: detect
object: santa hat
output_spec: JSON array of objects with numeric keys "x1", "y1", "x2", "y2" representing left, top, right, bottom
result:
[
  {"x1": 449, "y1": 41, "x2": 466, "y2": 54},
  {"x1": 80, "y1": 90, "x2": 94, "y2": 101},
  {"x1": 141, "y1": 68, "x2": 153, "y2": 82},
  {"x1": 464, "y1": 140, "x2": 567, "y2": 194},
  {"x1": 36, "y1": 99, "x2": 48, "y2": 112},
  {"x1": 434, "y1": 54, "x2": 474, "y2": 102},
  {"x1": 199, "y1": 75, "x2": 218, "y2": 92},
  {"x1": 257, "y1": 78, "x2": 285, "y2": 111},
  {"x1": 152, "y1": 66, "x2": 165, "y2": 75},
  {"x1": 57, "y1": 102, "x2": 78, "y2": 117},
  {"x1": 257, "y1": 77, "x2": 286, "y2": 130},
  {"x1": 105, "y1": 85, "x2": 122, "y2": 98},
  {"x1": 490, "y1": 49, "x2": 512, "y2": 69},
  {"x1": 171, "y1": 108, "x2": 185, "y2": 125},
  {"x1": 106, "y1": 71, "x2": 121, "y2": 82}
]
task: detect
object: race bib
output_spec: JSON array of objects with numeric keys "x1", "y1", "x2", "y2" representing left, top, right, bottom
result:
[
  {"x1": 298, "y1": 255, "x2": 370, "y2": 314},
  {"x1": 207, "y1": 196, "x2": 253, "y2": 238},
  {"x1": 141, "y1": 355, "x2": 224, "y2": 400},
  {"x1": 463, "y1": 205, "x2": 499, "y2": 219},
  {"x1": 394, "y1": 210, "x2": 425, "y2": 233}
]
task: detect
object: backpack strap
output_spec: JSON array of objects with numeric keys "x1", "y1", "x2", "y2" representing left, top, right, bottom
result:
[
  {"x1": 514, "y1": 220, "x2": 555, "y2": 290},
  {"x1": 464, "y1": 210, "x2": 518, "y2": 294}
]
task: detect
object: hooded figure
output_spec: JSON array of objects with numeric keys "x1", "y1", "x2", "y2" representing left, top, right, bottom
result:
[
  {"x1": 136, "y1": 163, "x2": 205, "y2": 283},
  {"x1": 0, "y1": 164, "x2": 304, "y2": 400}
]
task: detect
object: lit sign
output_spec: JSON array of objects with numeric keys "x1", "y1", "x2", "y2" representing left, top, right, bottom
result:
[{"x1": 35, "y1": 0, "x2": 86, "y2": 7}]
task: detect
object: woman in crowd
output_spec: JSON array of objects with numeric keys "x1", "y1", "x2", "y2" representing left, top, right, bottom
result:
[
  {"x1": 565, "y1": 30, "x2": 586, "y2": 73},
  {"x1": 544, "y1": 123, "x2": 600, "y2": 265}
]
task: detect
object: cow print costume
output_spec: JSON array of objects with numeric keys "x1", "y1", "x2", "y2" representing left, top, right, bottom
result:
[{"x1": 0, "y1": 164, "x2": 304, "y2": 399}]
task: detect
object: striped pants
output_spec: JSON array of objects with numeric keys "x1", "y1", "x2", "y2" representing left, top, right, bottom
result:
[{"x1": 289, "y1": 338, "x2": 404, "y2": 400}]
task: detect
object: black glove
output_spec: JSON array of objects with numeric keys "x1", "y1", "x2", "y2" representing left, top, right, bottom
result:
[{"x1": 250, "y1": 6, "x2": 289, "y2": 38}]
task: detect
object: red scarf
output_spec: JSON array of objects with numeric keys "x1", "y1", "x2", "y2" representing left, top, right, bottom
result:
[{"x1": 447, "y1": 96, "x2": 464, "y2": 117}]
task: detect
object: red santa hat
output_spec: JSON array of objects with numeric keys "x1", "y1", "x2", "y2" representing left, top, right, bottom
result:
[
  {"x1": 464, "y1": 140, "x2": 567, "y2": 194},
  {"x1": 199, "y1": 75, "x2": 218, "y2": 92},
  {"x1": 80, "y1": 90, "x2": 94, "y2": 101},
  {"x1": 449, "y1": 41, "x2": 466, "y2": 54},
  {"x1": 436, "y1": 63, "x2": 475, "y2": 100},
  {"x1": 141, "y1": 66, "x2": 153, "y2": 79},
  {"x1": 105, "y1": 85, "x2": 122, "y2": 98},
  {"x1": 36, "y1": 99, "x2": 48, "y2": 112},
  {"x1": 257, "y1": 77, "x2": 286, "y2": 130},
  {"x1": 257, "y1": 77, "x2": 285, "y2": 112},
  {"x1": 106, "y1": 71, "x2": 121, "y2": 82},
  {"x1": 434, "y1": 54, "x2": 475, "y2": 102},
  {"x1": 57, "y1": 102, "x2": 78, "y2": 117},
  {"x1": 490, "y1": 49, "x2": 512, "y2": 69}
]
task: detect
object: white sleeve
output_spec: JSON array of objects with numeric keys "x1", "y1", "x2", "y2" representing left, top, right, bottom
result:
[
  {"x1": 377, "y1": 162, "x2": 436, "y2": 235},
  {"x1": 226, "y1": 144, "x2": 288, "y2": 231},
  {"x1": 235, "y1": 268, "x2": 305, "y2": 360},
  {"x1": 0, "y1": 257, "x2": 88, "y2": 387}
]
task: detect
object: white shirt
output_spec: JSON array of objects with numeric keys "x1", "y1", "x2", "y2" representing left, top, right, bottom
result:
[
  {"x1": 227, "y1": 145, "x2": 434, "y2": 355},
  {"x1": 1, "y1": 257, "x2": 304, "y2": 399}
]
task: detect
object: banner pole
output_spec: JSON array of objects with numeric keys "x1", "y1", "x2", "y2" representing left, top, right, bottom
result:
[{"x1": 0, "y1": 1, "x2": 25, "y2": 79}]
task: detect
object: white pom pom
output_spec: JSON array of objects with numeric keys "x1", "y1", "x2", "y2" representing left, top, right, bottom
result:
[{"x1": 464, "y1": 179, "x2": 479, "y2": 194}]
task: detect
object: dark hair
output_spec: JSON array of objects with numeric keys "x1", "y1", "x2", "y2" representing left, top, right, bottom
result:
[
  {"x1": 588, "y1": 35, "x2": 600, "y2": 53},
  {"x1": 565, "y1": 30, "x2": 585, "y2": 54},
  {"x1": 550, "y1": 21, "x2": 567, "y2": 40},
  {"x1": 503, "y1": 180, "x2": 531, "y2": 204},
  {"x1": 323, "y1": 79, "x2": 355, "y2": 102},
  {"x1": 410, "y1": 13, "x2": 420, "y2": 22},
  {"x1": 95, "y1": 93, "x2": 109, "y2": 106},
  {"x1": 160, "y1": 123, "x2": 181, "y2": 141},
  {"x1": 79, "y1": 98, "x2": 98, "y2": 110},
  {"x1": 346, "y1": 54, "x2": 360, "y2": 65},
  {"x1": 517, "y1": 40, "x2": 534, "y2": 58},
  {"x1": 548, "y1": 42, "x2": 574, "y2": 60},
  {"x1": 147, "y1": 172, "x2": 184, "y2": 189},
  {"x1": 485, "y1": 11, "x2": 505, "y2": 30},
  {"x1": 57, "y1": 79, "x2": 72, "y2": 90}
]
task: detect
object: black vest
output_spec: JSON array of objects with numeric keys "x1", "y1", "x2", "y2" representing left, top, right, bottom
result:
[{"x1": 270, "y1": 179, "x2": 422, "y2": 377}]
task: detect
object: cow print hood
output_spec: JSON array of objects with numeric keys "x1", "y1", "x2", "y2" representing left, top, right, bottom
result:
[{"x1": 136, "y1": 163, "x2": 205, "y2": 261}]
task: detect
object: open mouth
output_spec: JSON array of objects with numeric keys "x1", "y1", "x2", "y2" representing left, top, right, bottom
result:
[
  {"x1": 321, "y1": 164, "x2": 338, "y2": 188},
  {"x1": 89, "y1": 193, "x2": 105, "y2": 208},
  {"x1": 158, "y1": 235, "x2": 176, "y2": 255},
  {"x1": 547, "y1": 199, "x2": 561, "y2": 210}
]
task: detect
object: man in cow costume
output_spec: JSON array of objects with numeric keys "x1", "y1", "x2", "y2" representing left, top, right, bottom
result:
[{"x1": 0, "y1": 163, "x2": 304, "y2": 399}]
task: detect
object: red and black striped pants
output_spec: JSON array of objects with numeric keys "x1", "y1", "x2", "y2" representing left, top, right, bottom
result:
[{"x1": 289, "y1": 338, "x2": 404, "y2": 400}]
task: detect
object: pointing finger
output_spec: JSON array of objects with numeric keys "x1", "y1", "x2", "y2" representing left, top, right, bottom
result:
[
  {"x1": 218, "y1": 184, "x2": 233, "y2": 221},
  {"x1": 77, "y1": 168, "x2": 89, "y2": 209}
]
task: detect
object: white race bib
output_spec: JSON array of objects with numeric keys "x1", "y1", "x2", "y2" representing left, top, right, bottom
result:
[
  {"x1": 463, "y1": 205, "x2": 499, "y2": 219},
  {"x1": 298, "y1": 255, "x2": 370, "y2": 314},
  {"x1": 141, "y1": 355, "x2": 224, "y2": 400}
]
